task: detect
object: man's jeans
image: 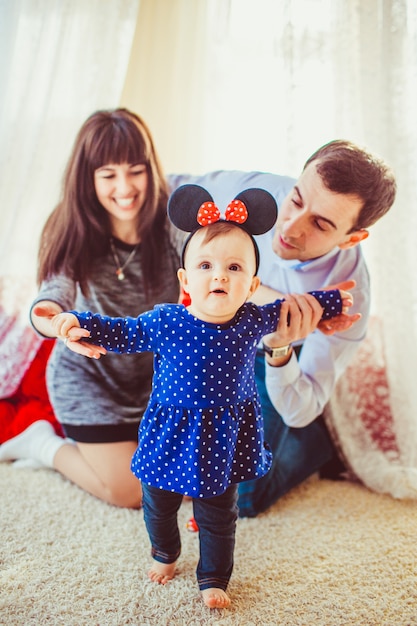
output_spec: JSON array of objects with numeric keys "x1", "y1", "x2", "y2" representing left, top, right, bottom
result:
[
  {"x1": 142, "y1": 483, "x2": 238, "y2": 591},
  {"x1": 237, "y1": 351, "x2": 336, "y2": 518}
]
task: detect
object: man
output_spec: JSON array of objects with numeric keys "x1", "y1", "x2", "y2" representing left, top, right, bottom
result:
[{"x1": 167, "y1": 139, "x2": 396, "y2": 517}]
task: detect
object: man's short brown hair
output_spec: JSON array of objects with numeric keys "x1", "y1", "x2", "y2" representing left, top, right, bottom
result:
[{"x1": 304, "y1": 139, "x2": 396, "y2": 231}]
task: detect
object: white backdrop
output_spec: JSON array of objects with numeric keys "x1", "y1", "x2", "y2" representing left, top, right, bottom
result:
[{"x1": 0, "y1": 0, "x2": 140, "y2": 284}]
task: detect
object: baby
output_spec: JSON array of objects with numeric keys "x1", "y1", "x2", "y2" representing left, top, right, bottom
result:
[{"x1": 37, "y1": 185, "x2": 352, "y2": 609}]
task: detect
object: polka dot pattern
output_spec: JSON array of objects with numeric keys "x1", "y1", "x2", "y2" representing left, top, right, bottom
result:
[
  {"x1": 196, "y1": 201, "x2": 220, "y2": 226},
  {"x1": 225, "y1": 199, "x2": 248, "y2": 224},
  {"x1": 309, "y1": 290, "x2": 343, "y2": 320},
  {"x1": 74, "y1": 289, "x2": 342, "y2": 497}
]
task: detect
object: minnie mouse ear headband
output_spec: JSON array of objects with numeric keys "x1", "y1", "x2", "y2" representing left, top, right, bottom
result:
[{"x1": 168, "y1": 184, "x2": 278, "y2": 271}]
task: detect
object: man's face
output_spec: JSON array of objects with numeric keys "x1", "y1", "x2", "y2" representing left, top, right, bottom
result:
[{"x1": 272, "y1": 163, "x2": 367, "y2": 261}]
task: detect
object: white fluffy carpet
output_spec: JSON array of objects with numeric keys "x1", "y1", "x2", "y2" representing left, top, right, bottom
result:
[{"x1": 1, "y1": 465, "x2": 416, "y2": 625}]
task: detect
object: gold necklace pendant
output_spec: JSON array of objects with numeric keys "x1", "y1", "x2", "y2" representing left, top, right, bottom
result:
[
  {"x1": 116, "y1": 268, "x2": 125, "y2": 281},
  {"x1": 110, "y1": 238, "x2": 138, "y2": 281}
]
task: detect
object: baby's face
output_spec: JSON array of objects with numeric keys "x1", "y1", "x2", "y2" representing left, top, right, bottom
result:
[{"x1": 178, "y1": 226, "x2": 260, "y2": 324}]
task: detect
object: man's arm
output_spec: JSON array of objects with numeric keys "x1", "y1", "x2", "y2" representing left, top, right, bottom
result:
[
  {"x1": 263, "y1": 280, "x2": 369, "y2": 427},
  {"x1": 167, "y1": 169, "x2": 369, "y2": 426},
  {"x1": 264, "y1": 324, "x2": 366, "y2": 427},
  {"x1": 258, "y1": 282, "x2": 361, "y2": 417}
]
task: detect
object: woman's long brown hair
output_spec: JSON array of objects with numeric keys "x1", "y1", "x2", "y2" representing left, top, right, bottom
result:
[{"x1": 37, "y1": 108, "x2": 169, "y2": 296}]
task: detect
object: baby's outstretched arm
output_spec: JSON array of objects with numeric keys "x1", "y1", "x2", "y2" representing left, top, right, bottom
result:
[{"x1": 32, "y1": 304, "x2": 107, "y2": 359}]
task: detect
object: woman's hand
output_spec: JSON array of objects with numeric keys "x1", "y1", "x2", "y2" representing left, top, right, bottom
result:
[{"x1": 61, "y1": 334, "x2": 107, "y2": 359}]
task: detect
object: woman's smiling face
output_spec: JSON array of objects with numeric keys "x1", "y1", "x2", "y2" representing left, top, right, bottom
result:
[{"x1": 94, "y1": 162, "x2": 148, "y2": 236}]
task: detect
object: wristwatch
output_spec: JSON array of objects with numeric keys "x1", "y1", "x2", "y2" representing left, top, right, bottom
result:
[{"x1": 262, "y1": 341, "x2": 291, "y2": 358}]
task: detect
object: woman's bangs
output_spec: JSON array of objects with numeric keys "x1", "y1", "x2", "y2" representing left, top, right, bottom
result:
[{"x1": 91, "y1": 121, "x2": 149, "y2": 169}]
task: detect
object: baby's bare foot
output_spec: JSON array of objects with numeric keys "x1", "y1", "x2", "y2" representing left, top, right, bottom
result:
[
  {"x1": 201, "y1": 588, "x2": 231, "y2": 609},
  {"x1": 148, "y1": 560, "x2": 176, "y2": 585}
]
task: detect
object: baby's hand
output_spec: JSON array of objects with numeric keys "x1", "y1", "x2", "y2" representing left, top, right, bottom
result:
[
  {"x1": 55, "y1": 314, "x2": 106, "y2": 360},
  {"x1": 52, "y1": 312, "x2": 83, "y2": 340},
  {"x1": 318, "y1": 280, "x2": 360, "y2": 335},
  {"x1": 33, "y1": 304, "x2": 106, "y2": 358},
  {"x1": 339, "y1": 289, "x2": 353, "y2": 314}
]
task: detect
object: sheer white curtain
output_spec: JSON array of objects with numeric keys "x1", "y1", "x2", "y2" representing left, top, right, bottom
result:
[
  {"x1": 0, "y1": 0, "x2": 139, "y2": 394},
  {"x1": 120, "y1": 0, "x2": 210, "y2": 174},
  {"x1": 0, "y1": 0, "x2": 140, "y2": 306}
]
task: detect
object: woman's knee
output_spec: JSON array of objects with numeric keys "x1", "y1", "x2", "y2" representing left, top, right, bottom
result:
[{"x1": 104, "y1": 473, "x2": 142, "y2": 508}]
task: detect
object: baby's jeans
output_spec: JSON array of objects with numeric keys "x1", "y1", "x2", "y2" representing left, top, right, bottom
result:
[{"x1": 142, "y1": 483, "x2": 238, "y2": 591}]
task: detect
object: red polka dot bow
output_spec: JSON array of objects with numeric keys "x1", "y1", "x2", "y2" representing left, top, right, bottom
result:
[{"x1": 197, "y1": 199, "x2": 248, "y2": 227}]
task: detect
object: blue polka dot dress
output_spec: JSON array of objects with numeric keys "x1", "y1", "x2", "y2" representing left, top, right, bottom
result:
[{"x1": 74, "y1": 290, "x2": 341, "y2": 498}]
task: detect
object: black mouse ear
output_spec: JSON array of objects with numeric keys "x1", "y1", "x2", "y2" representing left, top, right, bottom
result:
[
  {"x1": 168, "y1": 184, "x2": 216, "y2": 232},
  {"x1": 232, "y1": 188, "x2": 278, "y2": 235}
]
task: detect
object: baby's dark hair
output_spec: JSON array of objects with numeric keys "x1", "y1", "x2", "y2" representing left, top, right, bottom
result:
[{"x1": 181, "y1": 221, "x2": 260, "y2": 274}]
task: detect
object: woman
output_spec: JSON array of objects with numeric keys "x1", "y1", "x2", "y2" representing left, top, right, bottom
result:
[{"x1": 0, "y1": 109, "x2": 182, "y2": 507}]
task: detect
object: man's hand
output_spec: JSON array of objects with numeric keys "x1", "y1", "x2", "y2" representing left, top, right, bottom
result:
[
  {"x1": 318, "y1": 312, "x2": 361, "y2": 335},
  {"x1": 263, "y1": 292, "x2": 328, "y2": 348},
  {"x1": 263, "y1": 279, "x2": 359, "y2": 347}
]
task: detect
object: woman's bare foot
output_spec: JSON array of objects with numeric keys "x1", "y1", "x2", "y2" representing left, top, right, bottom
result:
[
  {"x1": 148, "y1": 560, "x2": 176, "y2": 585},
  {"x1": 201, "y1": 588, "x2": 231, "y2": 609}
]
